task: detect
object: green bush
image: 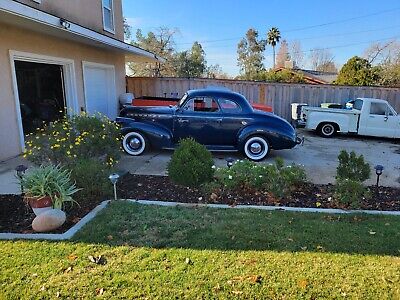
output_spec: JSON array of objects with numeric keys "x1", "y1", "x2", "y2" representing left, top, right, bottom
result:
[
  {"x1": 167, "y1": 138, "x2": 214, "y2": 187},
  {"x1": 215, "y1": 158, "x2": 306, "y2": 199},
  {"x1": 335, "y1": 150, "x2": 370, "y2": 208},
  {"x1": 68, "y1": 159, "x2": 113, "y2": 203},
  {"x1": 335, "y1": 179, "x2": 369, "y2": 208},
  {"x1": 336, "y1": 150, "x2": 370, "y2": 182},
  {"x1": 24, "y1": 113, "x2": 121, "y2": 167}
]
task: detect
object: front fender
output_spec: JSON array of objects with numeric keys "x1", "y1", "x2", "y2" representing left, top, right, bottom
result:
[
  {"x1": 116, "y1": 117, "x2": 173, "y2": 149},
  {"x1": 237, "y1": 124, "x2": 298, "y2": 150}
]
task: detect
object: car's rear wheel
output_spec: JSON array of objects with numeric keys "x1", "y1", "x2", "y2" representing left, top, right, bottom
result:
[
  {"x1": 318, "y1": 123, "x2": 336, "y2": 138},
  {"x1": 122, "y1": 131, "x2": 147, "y2": 156},
  {"x1": 243, "y1": 136, "x2": 270, "y2": 161}
]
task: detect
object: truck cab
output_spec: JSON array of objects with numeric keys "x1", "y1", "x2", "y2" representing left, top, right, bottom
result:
[{"x1": 302, "y1": 98, "x2": 400, "y2": 139}]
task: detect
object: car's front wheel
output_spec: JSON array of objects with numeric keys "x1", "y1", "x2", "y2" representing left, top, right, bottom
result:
[
  {"x1": 243, "y1": 136, "x2": 270, "y2": 161},
  {"x1": 122, "y1": 131, "x2": 147, "y2": 156}
]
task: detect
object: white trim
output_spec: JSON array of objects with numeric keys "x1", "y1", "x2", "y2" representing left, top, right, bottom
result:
[
  {"x1": 0, "y1": 0, "x2": 160, "y2": 61},
  {"x1": 9, "y1": 50, "x2": 79, "y2": 151},
  {"x1": 82, "y1": 61, "x2": 117, "y2": 119},
  {"x1": 102, "y1": 0, "x2": 115, "y2": 34}
]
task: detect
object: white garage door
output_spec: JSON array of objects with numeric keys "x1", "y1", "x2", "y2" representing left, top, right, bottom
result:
[{"x1": 83, "y1": 62, "x2": 116, "y2": 119}]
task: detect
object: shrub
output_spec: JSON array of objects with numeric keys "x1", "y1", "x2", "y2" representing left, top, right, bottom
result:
[
  {"x1": 336, "y1": 150, "x2": 370, "y2": 182},
  {"x1": 24, "y1": 113, "x2": 121, "y2": 167},
  {"x1": 215, "y1": 158, "x2": 306, "y2": 199},
  {"x1": 335, "y1": 179, "x2": 370, "y2": 208},
  {"x1": 167, "y1": 138, "x2": 214, "y2": 187},
  {"x1": 68, "y1": 159, "x2": 114, "y2": 204}
]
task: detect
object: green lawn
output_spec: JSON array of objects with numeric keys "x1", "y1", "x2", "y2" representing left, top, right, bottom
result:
[{"x1": 1, "y1": 201, "x2": 400, "y2": 299}]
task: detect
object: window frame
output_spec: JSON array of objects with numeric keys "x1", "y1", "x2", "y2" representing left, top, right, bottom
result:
[
  {"x1": 102, "y1": 0, "x2": 115, "y2": 34},
  {"x1": 217, "y1": 98, "x2": 243, "y2": 114},
  {"x1": 182, "y1": 96, "x2": 221, "y2": 113},
  {"x1": 369, "y1": 102, "x2": 390, "y2": 116}
]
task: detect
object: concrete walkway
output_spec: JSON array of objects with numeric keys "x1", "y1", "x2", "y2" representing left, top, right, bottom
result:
[{"x1": 0, "y1": 156, "x2": 33, "y2": 195}]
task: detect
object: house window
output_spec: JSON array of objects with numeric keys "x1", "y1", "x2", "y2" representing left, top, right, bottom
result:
[{"x1": 102, "y1": 0, "x2": 115, "y2": 33}]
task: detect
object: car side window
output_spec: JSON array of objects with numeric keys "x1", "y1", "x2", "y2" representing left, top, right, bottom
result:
[
  {"x1": 218, "y1": 98, "x2": 242, "y2": 113},
  {"x1": 183, "y1": 97, "x2": 220, "y2": 113},
  {"x1": 352, "y1": 99, "x2": 363, "y2": 110},
  {"x1": 370, "y1": 103, "x2": 389, "y2": 116}
]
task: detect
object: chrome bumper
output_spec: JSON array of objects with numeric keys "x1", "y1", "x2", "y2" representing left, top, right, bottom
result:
[{"x1": 296, "y1": 136, "x2": 304, "y2": 146}]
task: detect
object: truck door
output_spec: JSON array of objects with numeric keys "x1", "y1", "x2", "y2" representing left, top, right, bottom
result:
[{"x1": 364, "y1": 102, "x2": 396, "y2": 138}]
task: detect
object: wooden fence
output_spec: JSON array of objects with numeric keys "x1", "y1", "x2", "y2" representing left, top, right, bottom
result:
[{"x1": 126, "y1": 77, "x2": 400, "y2": 121}]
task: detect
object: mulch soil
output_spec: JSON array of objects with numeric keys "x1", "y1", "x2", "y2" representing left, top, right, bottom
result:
[{"x1": 1, "y1": 174, "x2": 400, "y2": 234}]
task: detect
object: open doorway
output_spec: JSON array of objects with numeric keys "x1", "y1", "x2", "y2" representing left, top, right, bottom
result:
[{"x1": 14, "y1": 61, "x2": 66, "y2": 134}]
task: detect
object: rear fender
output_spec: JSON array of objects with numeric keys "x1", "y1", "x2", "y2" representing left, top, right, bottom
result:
[
  {"x1": 116, "y1": 117, "x2": 173, "y2": 149},
  {"x1": 237, "y1": 125, "x2": 295, "y2": 150}
]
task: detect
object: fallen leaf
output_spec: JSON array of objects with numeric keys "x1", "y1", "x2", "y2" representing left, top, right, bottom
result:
[
  {"x1": 96, "y1": 288, "x2": 104, "y2": 296},
  {"x1": 298, "y1": 279, "x2": 308, "y2": 288},
  {"x1": 232, "y1": 291, "x2": 243, "y2": 295},
  {"x1": 300, "y1": 246, "x2": 307, "y2": 251},
  {"x1": 315, "y1": 202, "x2": 321, "y2": 207},
  {"x1": 40, "y1": 286, "x2": 45, "y2": 291},
  {"x1": 107, "y1": 235, "x2": 113, "y2": 240},
  {"x1": 316, "y1": 245, "x2": 324, "y2": 251},
  {"x1": 210, "y1": 193, "x2": 218, "y2": 200},
  {"x1": 56, "y1": 291, "x2": 61, "y2": 298},
  {"x1": 185, "y1": 258, "x2": 192, "y2": 265},
  {"x1": 67, "y1": 254, "x2": 78, "y2": 261},
  {"x1": 64, "y1": 266, "x2": 72, "y2": 273},
  {"x1": 369, "y1": 231, "x2": 376, "y2": 235},
  {"x1": 288, "y1": 238, "x2": 294, "y2": 242}
]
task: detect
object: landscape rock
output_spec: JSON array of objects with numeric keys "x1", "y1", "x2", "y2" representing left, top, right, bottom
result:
[{"x1": 32, "y1": 209, "x2": 66, "y2": 232}]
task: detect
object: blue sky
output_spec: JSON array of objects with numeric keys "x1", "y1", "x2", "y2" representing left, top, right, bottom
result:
[{"x1": 122, "y1": 0, "x2": 400, "y2": 75}]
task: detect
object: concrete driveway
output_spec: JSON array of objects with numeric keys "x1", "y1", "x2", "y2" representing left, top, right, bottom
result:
[{"x1": 117, "y1": 129, "x2": 400, "y2": 188}]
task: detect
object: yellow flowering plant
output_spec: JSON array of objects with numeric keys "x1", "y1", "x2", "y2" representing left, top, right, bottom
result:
[{"x1": 24, "y1": 114, "x2": 121, "y2": 167}]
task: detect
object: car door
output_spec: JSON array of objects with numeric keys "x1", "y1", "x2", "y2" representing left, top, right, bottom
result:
[
  {"x1": 217, "y1": 98, "x2": 247, "y2": 145},
  {"x1": 365, "y1": 102, "x2": 396, "y2": 138},
  {"x1": 173, "y1": 96, "x2": 224, "y2": 145}
]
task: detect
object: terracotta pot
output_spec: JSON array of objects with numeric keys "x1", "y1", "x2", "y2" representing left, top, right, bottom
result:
[{"x1": 25, "y1": 196, "x2": 53, "y2": 216}]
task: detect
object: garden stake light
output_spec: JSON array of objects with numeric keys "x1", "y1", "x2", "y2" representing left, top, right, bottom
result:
[
  {"x1": 15, "y1": 164, "x2": 28, "y2": 193},
  {"x1": 226, "y1": 157, "x2": 235, "y2": 168},
  {"x1": 109, "y1": 173, "x2": 120, "y2": 201},
  {"x1": 374, "y1": 165, "x2": 384, "y2": 188}
]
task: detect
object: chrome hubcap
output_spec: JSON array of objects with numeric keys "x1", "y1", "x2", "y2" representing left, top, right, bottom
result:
[
  {"x1": 323, "y1": 126, "x2": 333, "y2": 134},
  {"x1": 250, "y1": 142, "x2": 262, "y2": 154},
  {"x1": 129, "y1": 137, "x2": 141, "y2": 150}
]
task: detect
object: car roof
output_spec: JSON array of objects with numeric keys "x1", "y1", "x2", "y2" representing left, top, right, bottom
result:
[
  {"x1": 186, "y1": 88, "x2": 244, "y2": 99},
  {"x1": 356, "y1": 98, "x2": 388, "y2": 103}
]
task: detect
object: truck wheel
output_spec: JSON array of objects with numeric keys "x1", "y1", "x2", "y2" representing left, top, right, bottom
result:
[
  {"x1": 122, "y1": 131, "x2": 148, "y2": 156},
  {"x1": 243, "y1": 136, "x2": 270, "y2": 161},
  {"x1": 318, "y1": 123, "x2": 336, "y2": 138}
]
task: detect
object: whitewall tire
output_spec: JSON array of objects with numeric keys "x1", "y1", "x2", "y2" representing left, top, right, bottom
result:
[
  {"x1": 319, "y1": 123, "x2": 336, "y2": 138},
  {"x1": 243, "y1": 136, "x2": 270, "y2": 161},
  {"x1": 122, "y1": 131, "x2": 147, "y2": 156}
]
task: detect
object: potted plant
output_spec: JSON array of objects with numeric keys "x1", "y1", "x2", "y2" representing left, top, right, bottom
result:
[{"x1": 20, "y1": 164, "x2": 80, "y2": 216}]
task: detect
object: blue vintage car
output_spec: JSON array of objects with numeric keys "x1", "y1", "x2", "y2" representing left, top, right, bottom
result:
[{"x1": 116, "y1": 89, "x2": 302, "y2": 161}]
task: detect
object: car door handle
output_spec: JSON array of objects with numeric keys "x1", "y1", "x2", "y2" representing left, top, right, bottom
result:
[
  {"x1": 178, "y1": 118, "x2": 189, "y2": 123},
  {"x1": 384, "y1": 116, "x2": 388, "y2": 121},
  {"x1": 216, "y1": 118, "x2": 223, "y2": 123}
]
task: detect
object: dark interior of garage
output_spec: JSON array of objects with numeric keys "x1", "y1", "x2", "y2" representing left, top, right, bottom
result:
[{"x1": 14, "y1": 61, "x2": 66, "y2": 134}]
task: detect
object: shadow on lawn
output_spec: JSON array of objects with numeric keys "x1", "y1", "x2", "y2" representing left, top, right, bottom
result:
[{"x1": 72, "y1": 201, "x2": 400, "y2": 256}]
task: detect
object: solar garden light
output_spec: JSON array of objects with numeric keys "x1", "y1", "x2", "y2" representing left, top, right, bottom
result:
[
  {"x1": 226, "y1": 157, "x2": 235, "y2": 169},
  {"x1": 108, "y1": 173, "x2": 120, "y2": 201},
  {"x1": 15, "y1": 165, "x2": 28, "y2": 193},
  {"x1": 374, "y1": 165, "x2": 384, "y2": 188}
]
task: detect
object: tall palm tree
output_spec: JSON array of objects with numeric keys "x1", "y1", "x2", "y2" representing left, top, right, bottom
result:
[{"x1": 267, "y1": 27, "x2": 281, "y2": 69}]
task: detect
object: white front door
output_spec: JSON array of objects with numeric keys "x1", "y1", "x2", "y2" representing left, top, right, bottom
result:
[{"x1": 83, "y1": 62, "x2": 116, "y2": 119}]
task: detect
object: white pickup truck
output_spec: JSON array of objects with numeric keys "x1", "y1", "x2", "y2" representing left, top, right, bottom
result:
[{"x1": 301, "y1": 98, "x2": 400, "y2": 138}]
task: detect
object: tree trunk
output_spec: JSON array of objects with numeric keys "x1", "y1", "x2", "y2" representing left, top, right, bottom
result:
[{"x1": 273, "y1": 46, "x2": 276, "y2": 69}]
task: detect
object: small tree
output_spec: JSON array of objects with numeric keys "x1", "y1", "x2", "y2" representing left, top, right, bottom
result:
[{"x1": 335, "y1": 56, "x2": 380, "y2": 86}]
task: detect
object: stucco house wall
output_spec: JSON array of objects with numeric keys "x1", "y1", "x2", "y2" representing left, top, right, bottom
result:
[
  {"x1": 14, "y1": 0, "x2": 124, "y2": 40},
  {"x1": 0, "y1": 23, "x2": 126, "y2": 160}
]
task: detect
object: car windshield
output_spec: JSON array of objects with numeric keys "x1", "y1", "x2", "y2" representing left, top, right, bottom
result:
[{"x1": 178, "y1": 94, "x2": 188, "y2": 107}]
